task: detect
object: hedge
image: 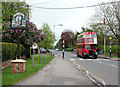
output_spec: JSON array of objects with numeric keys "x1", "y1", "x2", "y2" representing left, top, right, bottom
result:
[
  {"x1": 98, "y1": 45, "x2": 119, "y2": 54},
  {"x1": 66, "y1": 48, "x2": 73, "y2": 52},
  {"x1": 1, "y1": 42, "x2": 25, "y2": 62}
]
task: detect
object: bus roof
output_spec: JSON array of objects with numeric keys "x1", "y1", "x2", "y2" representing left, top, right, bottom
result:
[{"x1": 77, "y1": 32, "x2": 96, "y2": 37}]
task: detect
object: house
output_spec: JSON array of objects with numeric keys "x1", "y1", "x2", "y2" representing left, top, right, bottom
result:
[{"x1": 31, "y1": 43, "x2": 40, "y2": 54}]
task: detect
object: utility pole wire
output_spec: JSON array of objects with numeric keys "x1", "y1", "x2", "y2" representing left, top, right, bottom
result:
[
  {"x1": 30, "y1": 0, "x2": 57, "y2": 6},
  {"x1": 30, "y1": 1, "x2": 118, "y2": 10}
]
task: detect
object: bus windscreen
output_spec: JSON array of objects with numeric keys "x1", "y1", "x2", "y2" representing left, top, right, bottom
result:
[{"x1": 85, "y1": 44, "x2": 90, "y2": 49}]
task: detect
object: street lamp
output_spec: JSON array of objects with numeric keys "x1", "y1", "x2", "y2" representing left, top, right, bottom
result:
[{"x1": 53, "y1": 24, "x2": 63, "y2": 56}]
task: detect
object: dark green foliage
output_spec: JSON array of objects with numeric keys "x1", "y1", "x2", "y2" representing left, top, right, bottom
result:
[
  {"x1": 24, "y1": 44, "x2": 30, "y2": 58},
  {"x1": 2, "y1": 2, "x2": 28, "y2": 24},
  {"x1": 39, "y1": 23, "x2": 54, "y2": 49},
  {"x1": 66, "y1": 48, "x2": 73, "y2": 52},
  {"x1": 1, "y1": 42, "x2": 25, "y2": 62},
  {"x1": 98, "y1": 45, "x2": 119, "y2": 54}
]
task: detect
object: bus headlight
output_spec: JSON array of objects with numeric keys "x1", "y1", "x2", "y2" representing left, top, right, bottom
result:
[
  {"x1": 83, "y1": 52, "x2": 86, "y2": 55},
  {"x1": 94, "y1": 52, "x2": 98, "y2": 55},
  {"x1": 84, "y1": 52, "x2": 87, "y2": 55}
]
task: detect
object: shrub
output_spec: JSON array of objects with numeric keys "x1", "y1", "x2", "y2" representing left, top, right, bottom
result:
[
  {"x1": 1, "y1": 42, "x2": 25, "y2": 62},
  {"x1": 98, "y1": 45, "x2": 119, "y2": 54},
  {"x1": 66, "y1": 48, "x2": 73, "y2": 52}
]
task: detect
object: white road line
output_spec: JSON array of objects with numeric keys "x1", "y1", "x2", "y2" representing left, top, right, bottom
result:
[
  {"x1": 70, "y1": 59, "x2": 75, "y2": 61},
  {"x1": 87, "y1": 59, "x2": 93, "y2": 60},
  {"x1": 75, "y1": 62, "x2": 106, "y2": 86},
  {"x1": 77, "y1": 58, "x2": 118, "y2": 68},
  {"x1": 78, "y1": 58, "x2": 118, "y2": 68},
  {"x1": 93, "y1": 60, "x2": 118, "y2": 68},
  {"x1": 106, "y1": 64, "x2": 118, "y2": 68},
  {"x1": 104, "y1": 59, "x2": 111, "y2": 61},
  {"x1": 97, "y1": 59, "x2": 111, "y2": 61},
  {"x1": 78, "y1": 58, "x2": 84, "y2": 60}
]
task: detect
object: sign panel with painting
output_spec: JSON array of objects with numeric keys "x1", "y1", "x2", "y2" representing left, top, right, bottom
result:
[{"x1": 12, "y1": 12, "x2": 26, "y2": 28}]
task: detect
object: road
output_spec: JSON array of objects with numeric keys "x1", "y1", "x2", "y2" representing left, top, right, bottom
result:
[{"x1": 55, "y1": 51, "x2": 119, "y2": 85}]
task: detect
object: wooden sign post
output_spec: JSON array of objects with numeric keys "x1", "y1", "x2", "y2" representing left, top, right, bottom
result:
[
  {"x1": 11, "y1": 12, "x2": 27, "y2": 73},
  {"x1": 11, "y1": 12, "x2": 27, "y2": 59}
]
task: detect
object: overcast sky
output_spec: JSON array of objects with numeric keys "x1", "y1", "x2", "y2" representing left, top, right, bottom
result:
[{"x1": 25, "y1": 0, "x2": 117, "y2": 45}]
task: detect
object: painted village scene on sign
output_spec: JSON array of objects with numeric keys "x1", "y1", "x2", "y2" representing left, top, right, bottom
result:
[{"x1": 12, "y1": 13, "x2": 26, "y2": 28}]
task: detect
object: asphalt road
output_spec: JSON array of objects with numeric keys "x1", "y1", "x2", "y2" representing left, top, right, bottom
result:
[{"x1": 55, "y1": 51, "x2": 119, "y2": 85}]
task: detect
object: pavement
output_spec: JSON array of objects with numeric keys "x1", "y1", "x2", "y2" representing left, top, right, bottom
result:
[{"x1": 13, "y1": 54, "x2": 94, "y2": 86}]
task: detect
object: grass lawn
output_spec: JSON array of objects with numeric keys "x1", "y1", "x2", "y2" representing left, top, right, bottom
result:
[
  {"x1": 2, "y1": 53, "x2": 54, "y2": 87},
  {"x1": 98, "y1": 52, "x2": 118, "y2": 58}
]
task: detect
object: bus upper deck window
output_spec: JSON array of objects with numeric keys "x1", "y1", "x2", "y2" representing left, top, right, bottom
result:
[
  {"x1": 85, "y1": 34, "x2": 90, "y2": 38},
  {"x1": 91, "y1": 34, "x2": 96, "y2": 38}
]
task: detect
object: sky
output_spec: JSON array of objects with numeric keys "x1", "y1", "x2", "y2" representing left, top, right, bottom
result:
[{"x1": 25, "y1": 0, "x2": 117, "y2": 45}]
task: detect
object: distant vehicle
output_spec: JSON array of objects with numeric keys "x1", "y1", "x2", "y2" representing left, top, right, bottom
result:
[
  {"x1": 46, "y1": 49, "x2": 50, "y2": 52},
  {"x1": 40, "y1": 48, "x2": 47, "y2": 53},
  {"x1": 56, "y1": 49, "x2": 59, "y2": 51},
  {"x1": 76, "y1": 32, "x2": 98, "y2": 59}
]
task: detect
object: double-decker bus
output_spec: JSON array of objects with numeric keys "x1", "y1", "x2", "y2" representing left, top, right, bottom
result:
[{"x1": 76, "y1": 32, "x2": 98, "y2": 59}]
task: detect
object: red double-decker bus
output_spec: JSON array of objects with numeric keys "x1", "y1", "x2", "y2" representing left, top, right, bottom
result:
[{"x1": 76, "y1": 32, "x2": 98, "y2": 59}]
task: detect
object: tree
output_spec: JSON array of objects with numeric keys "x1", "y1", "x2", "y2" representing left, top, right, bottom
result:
[
  {"x1": 90, "y1": 2, "x2": 120, "y2": 41},
  {"x1": 59, "y1": 30, "x2": 74, "y2": 48},
  {"x1": 1, "y1": 21, "x2": 45, "y2": 58},
  {"x1": 1, "y1": 21, "x2": 45, "y2": 45},
  {"x1": 2, "y1": 1, "x2": 28, "y2": 24},
  {"x1": 38, "y1": 23, "x2": 55, "y2": 49},
  {"x1": 89, "y1": 1, "x2": 120, "y2": 57}
]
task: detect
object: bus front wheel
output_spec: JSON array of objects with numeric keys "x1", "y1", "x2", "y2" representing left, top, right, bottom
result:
[
  {"x1": 77, "y1": 52, "x2": 80, "y2": 57},
  {"x1": 93, "y1": 55, "x2": 97, "y2": 59},
  {"x1": 82, "y1": 52, "x2": 86, "y2": 59}
]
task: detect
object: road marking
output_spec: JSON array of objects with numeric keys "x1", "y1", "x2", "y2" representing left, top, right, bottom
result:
[
  {"x1": 97, "y1": 59, "x2": 111, "y2": 61},
  {"x1": 94, "y1": 60, "x2": 118, "y2": 68},
  {"x1": 106, "y1": 64, "x2": 118, "y2": 68},
  {"x1": 87, "y1": 59, "x2": 93, "y2": 60},
  {"x1": 104, "y1": 59, "x2": 111, "y2": 61},
  {"x1": 70, "y1": 59, "x2": 75, "y2": 61},
  {"x1": 78, "y1": 58, "x2": 84, "y2": 60},
  {"x1": 78, "y1": 58, "x2": 118, "y2": 68},
  {"x1": 75, "y1": 62, "x2": 106, "y2": 87},
  {"x1": 96, "y1": 59, "x2": 101, "y2": 60}
]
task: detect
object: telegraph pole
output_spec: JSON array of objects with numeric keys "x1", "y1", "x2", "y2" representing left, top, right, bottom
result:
[
  {"x1": 53, "y1": 25, "x2": 55, "y2": 56},
  {"x1": 103, "y1": 13, "x2": 106, "y2": 54},
  {"x1": 118, "y1": 1, "x2": 120, "y2": 58},
  {"x1": 26, "y1": 5, "x2": 30, "y2": 22}
]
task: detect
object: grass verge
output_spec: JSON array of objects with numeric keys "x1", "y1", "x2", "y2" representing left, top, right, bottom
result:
[
  {"x1": 98, "y1": 52, "x2": 117, "y2": 58},
  {"x1": 2, "y1": 53, "x2": 54, "y2": 87}
]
